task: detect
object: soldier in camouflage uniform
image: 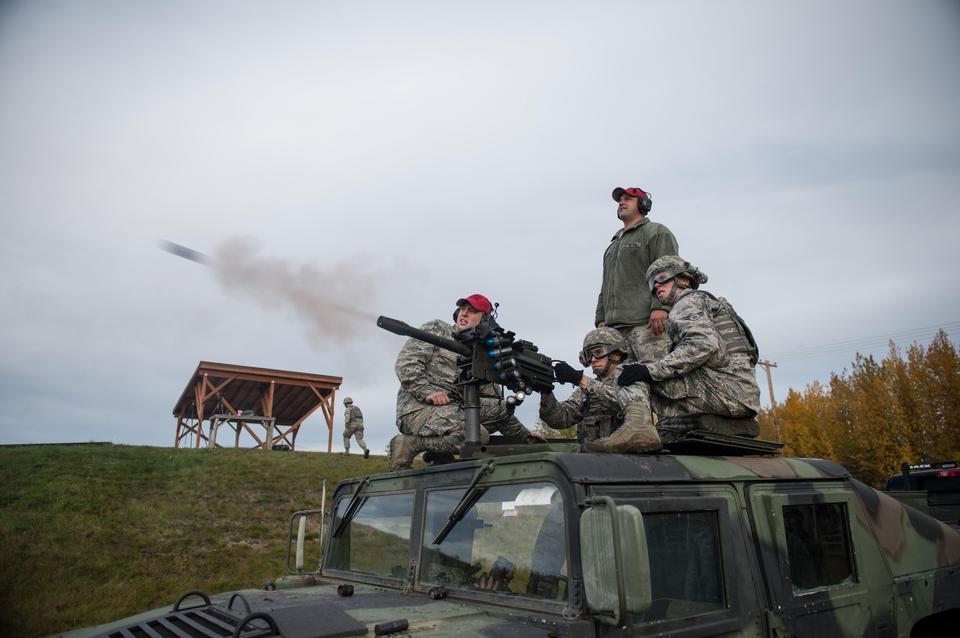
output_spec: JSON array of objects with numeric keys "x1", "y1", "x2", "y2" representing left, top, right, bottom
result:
[
  {"x1": 389, "y1": 294, "x2": 535, "y2": 471},
  {"x1": 342, "y1": 397, "x2": 369, "y2": 458},
  {"x1": 541, "y1": 327, "x2": 661, "y2": 453},
  {"x1": 618, "y1": 256, "x2": 762, "y2": 436},
  {"x1": 596, "y1": 186, "x2": 679, "y2": 364}
]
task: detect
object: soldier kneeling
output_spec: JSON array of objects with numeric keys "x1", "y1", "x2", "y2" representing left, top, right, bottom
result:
[
  {"x1": 618, "y1": 256, "x2": 762, "y2": 439},
  {"x1": 543, "y1": 327, "x2": 661, "y2": 453}
]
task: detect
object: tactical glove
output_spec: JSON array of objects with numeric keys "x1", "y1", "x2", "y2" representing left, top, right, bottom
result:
[
  {"x1": 553, "y1": 361, "x2": 584, "y2": 385},
  {"x1": 617, "y1": 364, "x2": 653, "y2": 386}
]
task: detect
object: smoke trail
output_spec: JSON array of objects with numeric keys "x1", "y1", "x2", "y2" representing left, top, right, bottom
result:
[{"x1": 161, "y1": 236, "x2": 380, "y2": 341}]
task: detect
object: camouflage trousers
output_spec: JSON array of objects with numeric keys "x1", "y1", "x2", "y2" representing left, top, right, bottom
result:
[
  {"x1": 650, "y1": 366, "x2": 759, "y2": 420},
  {"x1": 397, "y1": 402, "x2": 520, "y2": 456},
  {"x1": 342, "y1": 425, "x2": 368, "y2": 452},
  {"x1": 616, "y1": 324, "x2": 671, "y2": 364}
]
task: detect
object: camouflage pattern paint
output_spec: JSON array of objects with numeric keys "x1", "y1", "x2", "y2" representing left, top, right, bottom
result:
[{"x1": 66, "y1": 449, "x2": 960, "y2": 638}]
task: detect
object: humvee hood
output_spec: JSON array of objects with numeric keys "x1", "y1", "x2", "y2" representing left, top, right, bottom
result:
[{"x1": 58, "y1": 584, "x2": 564, "y2": 638}]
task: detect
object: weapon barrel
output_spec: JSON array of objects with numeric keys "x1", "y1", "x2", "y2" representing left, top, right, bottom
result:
[{"x1": 377, "y1": 316, "x2": 471, "y2": 356}]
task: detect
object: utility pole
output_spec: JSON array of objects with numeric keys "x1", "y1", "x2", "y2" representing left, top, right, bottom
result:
[{"x1": 758, "y1": 359, "x2": 781, "y2": 442}]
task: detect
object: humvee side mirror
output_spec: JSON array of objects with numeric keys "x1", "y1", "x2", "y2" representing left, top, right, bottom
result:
[
  {"x1": 286, "y1": 509, "x2": 325, "y2": 574},
  {"x1": 579, "y1": 497, "x2": 651, "y2": 626}
]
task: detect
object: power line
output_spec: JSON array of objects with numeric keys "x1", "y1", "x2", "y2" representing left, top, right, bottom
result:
[
  {"x1": 768, "y1": 320, "x2": 960, "y2": 357},
  {"x1": 765, "y1": 321, "x2": 960, "y2": 363},
  {"x1": 775, "y1": 331, "x2": 958, "y2": 363}
]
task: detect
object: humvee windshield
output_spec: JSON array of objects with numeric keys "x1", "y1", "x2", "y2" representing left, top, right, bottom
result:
[
  {"x1": 420, "y1": 481, "x2": 567, "y2": 601},
  {"x1": 327, "y1": 492, "x2": 415, "y2": 580},
  {"x1": 325, "y1": 481, "x2": 568, "y2": 602}
]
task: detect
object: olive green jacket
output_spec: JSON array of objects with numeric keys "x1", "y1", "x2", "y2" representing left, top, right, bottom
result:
[{"x1": 595, "y1": 217, "x2": 678, "y2": 328}]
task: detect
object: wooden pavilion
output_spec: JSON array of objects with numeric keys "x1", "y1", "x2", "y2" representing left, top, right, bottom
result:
[{"x1": 172, "y1": 361, "x2": 342, "y2": 452}]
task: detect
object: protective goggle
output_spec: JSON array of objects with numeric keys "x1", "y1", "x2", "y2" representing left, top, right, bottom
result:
[
  {"x1": 647, "y1": 268, "x2": 680, "y2": 293},
  {"x1": 579, "y1": 346, "x2": 614, "y2": 366}
]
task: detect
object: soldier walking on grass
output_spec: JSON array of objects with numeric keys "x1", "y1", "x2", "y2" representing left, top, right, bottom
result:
[{"x1": 342, "y1": 397, "x2": 369, "y2": 458}]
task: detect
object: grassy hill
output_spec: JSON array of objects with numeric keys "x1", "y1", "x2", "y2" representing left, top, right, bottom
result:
[{"x1": 0, "y1": 443, "x2": 388, "y2": 637}]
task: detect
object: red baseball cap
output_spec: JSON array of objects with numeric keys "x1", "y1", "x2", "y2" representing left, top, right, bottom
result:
[
  {"x1": 612, "y1": 186, "x2": 650, "y2": 202},
  {"x1": 456, "y1": 294, "x2": 493, "y2": 314}
]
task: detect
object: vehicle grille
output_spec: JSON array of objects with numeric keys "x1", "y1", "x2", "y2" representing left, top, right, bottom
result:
[{"x1": 105, "y1": 605, "x2": 269, "y2": 638}]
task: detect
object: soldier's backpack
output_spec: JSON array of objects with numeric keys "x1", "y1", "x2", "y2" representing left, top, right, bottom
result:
[{"x1": 690, "y1": 290, "x2": 759, "y2": 366}]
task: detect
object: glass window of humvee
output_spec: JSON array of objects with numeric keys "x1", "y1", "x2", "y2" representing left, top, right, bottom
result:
[
  {"x1": 783, "y1": 502, "x2": 855, "y2": 592},
  {"x1": 641, "y1": 511, "x2": 725, "y2": 621},
  {"x1": 420, "y1": 482, "x2": 567, "y2": 601},
  {"x1": 327, "y1": 492, "x2": 414, "y2": 580}
]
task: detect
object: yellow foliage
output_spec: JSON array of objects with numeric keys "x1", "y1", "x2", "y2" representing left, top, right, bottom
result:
[{"x1": 766, "y1": 331, "x2": 959, "y2": 487}]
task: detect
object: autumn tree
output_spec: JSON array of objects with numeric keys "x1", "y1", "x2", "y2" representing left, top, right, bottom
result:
[{"x1": 759, "y1": 330, "x2": 958, "y2": 487}]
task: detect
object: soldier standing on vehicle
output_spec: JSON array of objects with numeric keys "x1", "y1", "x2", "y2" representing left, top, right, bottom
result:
[
  {"x1": 596, "y1": 186, "x2": 679, "y2": 364},
  {"x1": 342, "y1": 397, "x2": 369, "y2": 458},
  {"x1": 541, "y1": 327, "x2": 661, "y2": 453},
  {"x1": 617, "y1": 256, "x2": 762, "y2": 436},
  {"x1": 389, "y1": 294, "x2": 539, "y2": 471}
]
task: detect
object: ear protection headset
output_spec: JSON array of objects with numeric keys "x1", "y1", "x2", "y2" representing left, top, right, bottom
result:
[
  {"x1": 636, "y1": 192, "x2": 652, "y2": 214},
  {"x1": 612, "y1": 186, "x2": 652, "y2": 214},
  {"x1": 453, "y1": 301, "x2": 499, "y2": 322}
]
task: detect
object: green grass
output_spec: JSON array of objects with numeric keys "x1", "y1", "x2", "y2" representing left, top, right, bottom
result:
[{"x1": 0, "y1": 444, "x2": 388, "y2": 638}]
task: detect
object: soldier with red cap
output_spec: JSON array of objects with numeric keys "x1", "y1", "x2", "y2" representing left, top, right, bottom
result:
[
  {"x1": 596, "y1": 186, "x2": 679, "y2": 366},
  {"x1": 389, "y1": 294, "x2": 536, "y2": 470}
]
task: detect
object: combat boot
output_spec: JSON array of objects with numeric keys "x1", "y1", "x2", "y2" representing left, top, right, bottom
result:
[
  {"x1": 422, "y1": 450, "x2": 456, "y2": 466},
  {"x1": 388, "y1": 434, "x2": 421, "y2": 471},
  {"x1": 363, "y1": 448, "x2": 370, "y2": 459},
  {"x1": 584, "y1": 405, "x2": 662, "y2": 454}
]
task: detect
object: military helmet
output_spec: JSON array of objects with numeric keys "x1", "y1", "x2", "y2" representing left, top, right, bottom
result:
[
  {"x1": 579, "y1": 327, "x2": 629, "y2": 366},
  {"x1": 645, "y1": 256, "x2": 708, "y2": 293},
  {"x1": 343, "y1": 397, "x2": 353, "y2": 405}
]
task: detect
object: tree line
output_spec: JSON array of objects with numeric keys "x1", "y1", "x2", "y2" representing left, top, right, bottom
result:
[{"x1": 758, "y1": 330, "x2": 960, "y2": 488}]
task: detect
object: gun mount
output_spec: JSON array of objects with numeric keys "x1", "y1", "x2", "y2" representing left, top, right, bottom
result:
[{"x1": 377, "y1": 315, "x2": 556, "y2": 447}]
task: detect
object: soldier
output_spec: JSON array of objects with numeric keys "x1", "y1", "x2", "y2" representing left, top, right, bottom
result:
[
  {"x1": 542, "y1": 327, "x2": 661, "y2": 453},
  {"x1": 342, "y1": 397, "x2": 369, "y2": 458},
  {"x1": 617, "y1": 256, "x2": 762, "y2": 437},
  {"x1": 596, "y1": 186, "x2": 679, "y2": 364},
  {"x1": 389, "y1": 294, "x2": 538, "y2": 471}
]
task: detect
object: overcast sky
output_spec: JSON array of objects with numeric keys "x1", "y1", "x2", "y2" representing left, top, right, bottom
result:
[{"x1": 2, "y1": 0, "x2": 958, "y2": 452}]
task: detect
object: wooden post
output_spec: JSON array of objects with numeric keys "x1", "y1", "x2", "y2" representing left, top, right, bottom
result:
[
  {"x1": 758, "y1": 360, "x2": 781, "y2": 442},
  {"x1": 265, "y1": 381, "x2": 275, "y2": 449},
  {"x1": 309, "y1": 384, "x2": 336, "y2": 453},
  {"x1": 194, "y1": 376, "x2": 206, "y2": 448},
  {"x1": 316, "y1": 391, "x2": 334, "y2": 453}
]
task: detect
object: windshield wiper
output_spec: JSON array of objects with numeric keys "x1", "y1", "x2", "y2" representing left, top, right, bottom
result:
[
  {"x1": 332, "y1": 476, "x2": 370, "y2": 538},
  {"x1": 432, "y1": 460, "x2": 495, "y2": 545}
]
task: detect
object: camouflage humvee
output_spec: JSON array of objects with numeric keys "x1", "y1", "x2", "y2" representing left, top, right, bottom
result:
[{"x1": 64, "y1": 440, "x2": 960, "y2": 638}]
